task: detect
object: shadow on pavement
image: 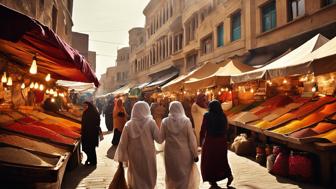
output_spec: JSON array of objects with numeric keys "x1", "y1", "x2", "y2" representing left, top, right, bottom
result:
[
  {"x1": 275, "y1": 176, "x2": 322, "y2": 189},
  {"x1": 61, "y1": 164, "x2": 97, "y2": 189},
  {"x1": 106, "y1": 145, "x2": 117, "y2": 159}
]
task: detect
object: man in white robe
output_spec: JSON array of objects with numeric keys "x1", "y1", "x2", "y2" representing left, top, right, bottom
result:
[
  {"x1": 160, "y1": 101, "x2": 199, "y2": 189},
  {"x1": 114, "y1": 101, "x2": 160, "y2": 189}
]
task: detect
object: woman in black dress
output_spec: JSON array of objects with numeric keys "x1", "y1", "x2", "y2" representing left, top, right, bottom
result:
[
  {"x1": 81, "y1": 101, "x2": 102, "y2": 166},
  {"x1": 200, "y1": 100, "x2": 233, "y2": 188}
]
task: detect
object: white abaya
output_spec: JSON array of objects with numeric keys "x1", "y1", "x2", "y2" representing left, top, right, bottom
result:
[
  {"x1": 160, "y1": 101, "x2": 199, "y2": 189},
  {"x1": 114, "y1": 101, "x2": 160, "y2": 189}
]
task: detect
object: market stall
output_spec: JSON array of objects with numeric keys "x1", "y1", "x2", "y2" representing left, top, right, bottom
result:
[
  {"x1": 225, "y1": 34, "x2": 336, "y2": 187},
  {"x1": 183, "y1": 59, "x2": 253, "y2": 91},
  {"x1": 161, "y1": 61, "x2": 220, "y2": 92},
  {"x1": 0, "y1": 4, "x2": 98, "y2": 188}
]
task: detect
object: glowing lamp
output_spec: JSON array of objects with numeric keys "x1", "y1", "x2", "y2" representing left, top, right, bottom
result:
[
  {"x1": 283, "y1": 79, "x2": 288, "y2": 84},
  {"x1": 7, "y1": 77, "x2": 12, "y2": 86},
  {"x1": 1, "y1": 72, "x2": 7, "y2": 83},
  {"x1": 29, "y1": 56, "x2": 37, "y2": 74},
  {"x1": 45, "y1": 73, "x2": 51, "y2": 82}
]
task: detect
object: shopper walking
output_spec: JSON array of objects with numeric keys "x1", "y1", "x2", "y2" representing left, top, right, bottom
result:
[
  {"x1": 191, "y1": 93, "x2": 208, "y2": 146},
  {"x1": 160, "y1": 101, "x2": 199, "y2": 189},
  {"x1": 114, "y1": 101, "x2": 160, "y2": 189},
  {"x1": 112, "y1": 98, "x2": 127, "y2": 145},
  {"x1": 104, "y1": 98, "x2": 114, "y2": 131},
  {"x1": 81, "y1": 101, "x2": 103, "y2": 166},
  {"x1": 200, "y1": 100, "x2": 233, "y2": 188}
]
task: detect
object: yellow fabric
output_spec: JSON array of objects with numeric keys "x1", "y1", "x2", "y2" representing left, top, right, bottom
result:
[{"x1": 317, "y1": 129, "x2": 336, "y2": 143}]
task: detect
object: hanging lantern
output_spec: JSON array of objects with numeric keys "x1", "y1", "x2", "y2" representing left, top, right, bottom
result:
[
  {"x1": 283, "y1": 79, "x2": 288, "y2": 84},
  {"x1": 29, "y1": 55, "x2": 37, "y2": 74},
  {"x1": 7, "y1": 77, "x2": 12, "y2": 86},
  {"x1": 50, "y1": 89, "x2": 54, "y2": 95},
  {"x1": 34, "y1": 82, "x2": 39, "y2": 89},
  {"x1": 46, "y1": 89, "x2": 50, "y2": 94},
  {"x1": 30, "y1": 82, "x2": 34, "y2": 88},
  {"x1": 21, "y1": 83, "x2": 25, "y2": 89},
  {"x1": 53, "y1": 92, "x2": 58, "y2": 97},
  {"x1": 1, "y1": 72, "x2": 7, "y2": 83},
  {"x1": 39, "y1": 84, "x2": 44, "y2": 91},
  {"x1": 51, "y1": 98, "x2": 55, "y2": 103},
  {"x1": 45, "y1": 73, "x2": 51, "y2": 82}
]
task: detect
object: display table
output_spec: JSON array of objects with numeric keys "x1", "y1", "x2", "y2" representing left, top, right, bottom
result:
[{"x1": 230, "y1": 121, "x2": 336, "y2": 187}]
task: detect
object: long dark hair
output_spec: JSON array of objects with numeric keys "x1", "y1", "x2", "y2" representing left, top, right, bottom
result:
[{"x1": 206, "y1": 100, "x2": 227, "y2": 136}]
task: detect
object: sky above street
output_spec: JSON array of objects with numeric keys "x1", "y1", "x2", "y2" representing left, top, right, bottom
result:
[{"x1": 72, "y1": 0, "x2": 150, "y2": 79}]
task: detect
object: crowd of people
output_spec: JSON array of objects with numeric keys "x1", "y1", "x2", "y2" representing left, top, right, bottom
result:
[{"x1": 81, "y1": 94, "x2": 234, "y2": 189}]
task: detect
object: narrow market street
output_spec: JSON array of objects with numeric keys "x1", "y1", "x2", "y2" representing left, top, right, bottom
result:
[
  {"x1": 1, "y1": 1, "x2": 336, "y2": 188},
  {"x1": 62, "y1": 120, "x2": 324, "y2": 189}
]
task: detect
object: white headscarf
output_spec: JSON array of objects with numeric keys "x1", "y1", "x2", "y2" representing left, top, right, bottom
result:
[
  {"x1": 165, "y1": 101, "x2": 190, "y2": 133},
  {"x1": 126, "y1": 101, "x2": 154, "y2": 138}
]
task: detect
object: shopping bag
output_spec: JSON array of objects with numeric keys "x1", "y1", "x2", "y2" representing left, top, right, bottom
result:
[
  {"x1": 288, "y1": 153, "x2": 313, "y2": 181},
  {"x1": 109, "y1": 162, "x2": 128, "y2": 189},
  {"x1": 187, "y1": 163, "x2": 200, "y2": 189},
  {"x1": 270, "y1": 152, "x2": 289, "y2": 177}
]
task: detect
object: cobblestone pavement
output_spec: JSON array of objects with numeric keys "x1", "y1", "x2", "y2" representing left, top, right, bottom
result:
[{"x1": 62, "y1": 120, "x2": 325, "y2": 189}]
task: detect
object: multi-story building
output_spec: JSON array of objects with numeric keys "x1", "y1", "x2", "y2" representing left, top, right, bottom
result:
[
  {"x1": 129, "y1": 27, "x2": 146, "y2": 82},
  {"x1": 99, "y1": 47, "x2": 131, "y2": 94},
  {"x1": 115, "y1": 47, "x2": 130, "y2": 88},
  {"x1": 130, "y1": 0, "x2": 184, "y2": 84},
  {"x1": 0, "y1": 0, "x2": 74, "y2": 43},
  {"x1": 128, "y1": 0, "x2": 336, "y2": 84},
  {"x1": 71, "y1": 31, "x2": 97, "y2": 71},
  {"x1": 88, "y1": 51, "x2": 97, "y2": 72},
  {"x1": 189, "y1": 0, "x2": 336, "y2": 66},
  {"x1": 105, "y1": 67, "x2": 117, "y2": 92}
]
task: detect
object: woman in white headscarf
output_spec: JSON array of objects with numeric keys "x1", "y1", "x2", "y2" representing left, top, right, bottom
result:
[
  {"x1": 114, "y1": 101, "x2": 160, "y2": 189},
  {"x1": 160, "y1": 101, "x2": 199, "y2": 189}
]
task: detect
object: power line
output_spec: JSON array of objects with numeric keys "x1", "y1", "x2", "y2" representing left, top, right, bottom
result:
[
  {"x1": 96, "y1": 54, "x2": 117, "y2": 58},
  {"x1": 89, "y1": 39, "x2": 127, "y2": 45},
  {"x1": 78, "y1": 29, "x2": 128, "y2": 33}
]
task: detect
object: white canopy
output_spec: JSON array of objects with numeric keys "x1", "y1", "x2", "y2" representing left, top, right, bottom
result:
[
  {"x1": 56, "y1": 80, "x2": 95, "y2": 92},
  {"x1": 231, "y1": 34, "x2": 329, "y2": 83}
]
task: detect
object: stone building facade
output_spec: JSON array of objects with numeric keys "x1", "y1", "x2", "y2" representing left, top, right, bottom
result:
[
  {"x1": 71, "y1": 31, "x2": 97, "y2": 72},
  {"x1": 88, "y1": 51, "x2": 96, "y2": 72},
  {"x1": 115, "y1": 47, "x2": 130, "y2": 88},
  {"x1": 0, "y1": 0, "x2": 74, "y2": 43},
  {"x1": 128, "y1": 0, "x2": 336, "y2": 83},
  {"x1": 129, "y1": 0, "x2": 184, "y2": 84}
]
